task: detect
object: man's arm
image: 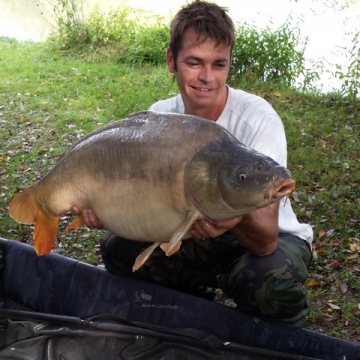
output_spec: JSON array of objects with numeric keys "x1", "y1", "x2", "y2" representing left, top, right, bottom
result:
[
  {"x1": 189, "y1": 202, "x2": 279, "y2": 256},
  {"x1": 230, "y1": 202, "x2": 279, "y2": 256}
]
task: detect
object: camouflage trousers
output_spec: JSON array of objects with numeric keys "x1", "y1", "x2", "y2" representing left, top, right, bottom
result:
[{"x1": 100, "y1": 231, "x2": 312, "y2": 327}]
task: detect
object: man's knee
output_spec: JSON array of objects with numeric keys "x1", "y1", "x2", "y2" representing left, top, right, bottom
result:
[
  {"x1": 218, "y1": 236, "x2": 312, "y2": 325},
  {"x1": 240, "y1": 262, "x2": 310, "y2": 325}
]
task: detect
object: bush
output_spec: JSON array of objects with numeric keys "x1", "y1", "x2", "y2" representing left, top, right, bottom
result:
[
  {"x1": 49, "y1": 2, "x2": 324, "y2": 89},
  {"x1": 230, "y1": 20, "x2": 307, "y2": 87},
  {"x1": 49, "y1": 0, "x2": 90, "y2": 48},
  {"x1": 48, "y1": 1, "x2": 169, "y2": 65},
  {"x1": 117, "y1": 17, "x2": 169, "y2": 66},
  {"x1": 335, "y1": 30, "x2": 360, "y2": 100}
]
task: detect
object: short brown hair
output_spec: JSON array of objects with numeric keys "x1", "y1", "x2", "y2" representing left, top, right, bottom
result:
[{"x1": 169, "y1": 0, "x2": 235, "y2": 69}]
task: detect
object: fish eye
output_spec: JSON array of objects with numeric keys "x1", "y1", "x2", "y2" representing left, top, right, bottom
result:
[{"x1": 237, "y1": 167, "x2": 249, "y2": 181}]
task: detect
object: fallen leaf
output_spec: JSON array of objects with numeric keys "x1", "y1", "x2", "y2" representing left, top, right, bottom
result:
[
  {"x1": 292, "y1": 191, "x2": 300, "y2": 202},
  {"x1": 340, "y1": 281, "x2": 348, "y2": 294},
  {"x1": 327, "y1": 303, "x2": 341, "y2": 310},
  {"x1": 312, "y1": 249, "x2": 318, "y2": 260},
  {"x1": 316, "y1": 138, "x2": 327, "y2": 148},
  {"x1": 325, "y1": 260, "x2": 342, "y2": 269}
]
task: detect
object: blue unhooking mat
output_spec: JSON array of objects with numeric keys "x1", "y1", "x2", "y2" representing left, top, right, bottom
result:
[{"x1": 0, "y1": 237, "x2": 359, "y2": 359}]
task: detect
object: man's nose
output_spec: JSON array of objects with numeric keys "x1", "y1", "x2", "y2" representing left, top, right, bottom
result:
[{"x1": 198, "y1": 65, "x2": 214, "y2": 83}]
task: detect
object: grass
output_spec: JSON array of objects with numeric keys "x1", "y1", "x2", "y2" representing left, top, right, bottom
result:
[
  {"x1": 268, "y1": 89, "x2": 360, "y2": 340},
  {"x1": 0, "y1": 36, "x2": 359, "y2": 342}
]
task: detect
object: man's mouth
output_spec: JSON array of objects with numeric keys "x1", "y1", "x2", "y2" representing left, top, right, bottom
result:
[{"x1": 192, "y1": 86, "x2": 213, "y2": 92}]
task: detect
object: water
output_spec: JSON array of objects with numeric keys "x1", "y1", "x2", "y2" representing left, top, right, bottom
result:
[
  {"x1": 0, "y1": 0, "x2": 359, "y2": 93},
  {"x1": 223, "y1": 0, "x2": 360, "y2": 93}
]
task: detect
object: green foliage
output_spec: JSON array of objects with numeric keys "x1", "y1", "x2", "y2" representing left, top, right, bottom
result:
[
  {"x1": 49, "y1": 0, "x2": 90, "y2": 48},
  {"x1": 335, "y1": 30, "x2": 360, "y2": 100},
  {"x1": 48, "y1": 0, "x2": 134, "y2": 49},
  {"x1": 117, "y1": 20, "x2": 169, "y2": 66},
  {"x1": 230, "y1": 20, "x2": 308, "y2": 86},
  {"x1": 48, "y1": 1, "x2": 169, "y2": 65},
  {"x1": 48, "y1": 2, "x2": 312, "y2": 83},
  {"x1": 46, "y1": 0, "x2": 360, "y2": 99},
  {"x1": 85, "y1": 7, "x2": 135, "y2": 47}
]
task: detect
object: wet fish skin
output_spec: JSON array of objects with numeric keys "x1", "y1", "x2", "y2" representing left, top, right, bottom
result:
[{"x1": 9, "y1": 111, "x2": 295, "y2": 270}]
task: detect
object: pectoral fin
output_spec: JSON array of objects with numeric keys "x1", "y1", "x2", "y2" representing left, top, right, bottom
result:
[
  {"x1": 133, "y1": 242, "x2": 161, "y2": 272},
  {"x1": 166, "y1": 210, "x2": 202, "y2": 256}
]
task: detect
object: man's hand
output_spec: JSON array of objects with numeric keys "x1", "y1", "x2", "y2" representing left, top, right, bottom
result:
[
  {"x1": 189, "y1": 217, "x2": 243, "y2": 240},
  {"x1": 70, "y1": 206, "x2": 104, "y2": 230}
]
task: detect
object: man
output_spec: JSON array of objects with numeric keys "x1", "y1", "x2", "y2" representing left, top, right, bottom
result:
[{"x1": 76, "y1": 0, "x2": 313, "y2": 326}]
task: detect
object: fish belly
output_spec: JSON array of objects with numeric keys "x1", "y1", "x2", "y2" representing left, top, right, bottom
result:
[
  {"x1": 91, "y1": 179, "x2": 192, "y2": 243},
  {"x1": 43, "y1": 173, "x2": 192, "y2": 244}
]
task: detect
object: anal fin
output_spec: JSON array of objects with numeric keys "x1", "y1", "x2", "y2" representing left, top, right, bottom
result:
[
  {"x1": 33, "y1": 209, "x2": 59, "y2": 256},
  {"x1": 160, "y1": 241, "x2": 182, "y2": 256},
  {"x1": 66, "y1": 215, "x2": 85, "y2": 233}
]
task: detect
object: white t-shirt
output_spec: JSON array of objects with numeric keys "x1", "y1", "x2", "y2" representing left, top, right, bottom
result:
[{"x1": 149, "y1": 86, "x2": 313, "y2": 245}]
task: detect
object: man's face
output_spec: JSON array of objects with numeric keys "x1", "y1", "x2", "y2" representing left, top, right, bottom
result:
[{"x1": 167, "y1": 28, "x2": 231, "y2": 116}]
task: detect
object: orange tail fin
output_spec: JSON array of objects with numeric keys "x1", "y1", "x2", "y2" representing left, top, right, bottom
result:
[
  {"x1": 9, "y1": 185, "x2": 38, "y2": 224},
  {"x1": 9, "y1": 184, "x2": 59, "y2": 255},
  {"x1": 66, "y1": 216, "x2": 85, "y2": 233}
]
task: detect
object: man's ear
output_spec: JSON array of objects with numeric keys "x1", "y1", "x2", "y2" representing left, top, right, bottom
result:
[{"x1": 166, "y1": 48, "x2": 176, "y2": 73}]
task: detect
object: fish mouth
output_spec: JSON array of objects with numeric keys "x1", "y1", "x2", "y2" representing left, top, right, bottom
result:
[{"x1": 265, "y1": 179, "x2": 296, "y2": 201}]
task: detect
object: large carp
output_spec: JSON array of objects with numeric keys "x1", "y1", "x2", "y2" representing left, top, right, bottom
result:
[{"x1": 9, "y1": 111, "x2": 295, "y2": 271}]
